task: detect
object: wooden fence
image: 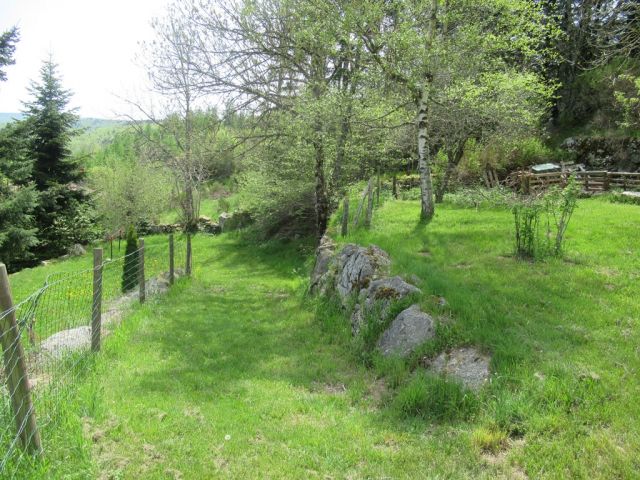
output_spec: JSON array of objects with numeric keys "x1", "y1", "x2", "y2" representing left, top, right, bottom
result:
[{"x1": 520, "y1": 171, "x2": 640, "y2": 194}]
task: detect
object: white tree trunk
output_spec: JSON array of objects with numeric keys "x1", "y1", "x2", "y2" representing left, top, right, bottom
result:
[{"x1": 417, "y1": 88, "x2": 435, "y2": 220}]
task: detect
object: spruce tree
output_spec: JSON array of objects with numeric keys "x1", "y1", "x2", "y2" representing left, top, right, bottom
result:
[
  {"x1": 0, "y1": 26, "x2": 19, "y2": 83},
  {"x1": 22, "y1": 57, "x2": 87, "y2": 258},
  {"x1": 121, "y1": 225, "x2": 139, "y2": 293},
  {"x1": 0, "y1": 122, "x2": 39, "y2": 271}
]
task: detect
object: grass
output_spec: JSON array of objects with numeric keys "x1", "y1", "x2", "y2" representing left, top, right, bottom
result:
[{"x1": 3, "y1": 195, "x2": 640, "y2": 478}]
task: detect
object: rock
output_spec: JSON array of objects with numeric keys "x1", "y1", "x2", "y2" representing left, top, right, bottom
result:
[
  {"x1": 335, "y1": 244, "x2": 391, "y2": 302},
  {"x1": 377, "y1": 305, "x2": 436, "y2": 357},
  {"x1": 219, "y1": 211, "x2": 252, "y2": 232},
  {"x1": 41, "y1": 326, "x2": 91, "y2": 358},
  {"x1": 351, "y1": 276, "x2": 421, "y2": 334},
  {"x1": 67, "y1": 244, "x2": 86, "y2": 257},
  {"x1": 426, "y1": 347, "x2": 491, "y2": 391},
  {"x1": 309, "y1": 235, "x2": 337, "y2": 294}
]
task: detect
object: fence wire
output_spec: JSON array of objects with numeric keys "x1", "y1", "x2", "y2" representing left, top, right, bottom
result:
[{"x1": 0, "y1": 235, "x2": 188, "y2": 478}]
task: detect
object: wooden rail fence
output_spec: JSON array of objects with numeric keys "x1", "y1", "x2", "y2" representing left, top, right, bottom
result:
[{"x1": 520, "y1": 171, "x2": 640, "y2": 194}]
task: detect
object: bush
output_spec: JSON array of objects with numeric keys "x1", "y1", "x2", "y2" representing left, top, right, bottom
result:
[
  {"x1": 513, "y1": 176, "x2": 580, "y2": 259},
  {"x1": 391, "y1": 372, "x2": 478, "y2": 421},
  {"x1": 121, "y1": 226, "x2": 139, "y2": 293}
]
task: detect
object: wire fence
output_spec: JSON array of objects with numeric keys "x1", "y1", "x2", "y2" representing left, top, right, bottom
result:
[{"x1": 0, "y1": 234, "x2": 190, "y2": 478}]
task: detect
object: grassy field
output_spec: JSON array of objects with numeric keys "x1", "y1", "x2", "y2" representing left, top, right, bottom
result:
[{"x1": 3, "y1": 196, "x2": 639, "y2": 478}]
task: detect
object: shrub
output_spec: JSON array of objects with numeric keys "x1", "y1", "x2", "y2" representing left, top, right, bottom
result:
[
  {"x1": 121, "y1": 226, "x2": 139, "y2": 293},
  {"x1": 391, "y1": 372, "x2": 478, "y2": 421},
  {"x1": 513, "y1": 176, "x2": 580, "y2": 259}
]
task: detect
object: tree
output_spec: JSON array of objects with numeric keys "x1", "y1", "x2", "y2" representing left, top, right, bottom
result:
[
  {"x1": 121, "y1": 225, "x2": 139, "y2": 293},
  {"x1": 0, "y1": 122, "x2": 39, "y2": 271},
  {"x1": 0, "y1": 26, "x2": 19, "y2": 83},
  {"x1": 135, "y1": 4, "x2": 215, "y2": 237},
  {"x1": 187, "y1": 0, "x2": 358, "y2": 239},
  {"x1": 89, "y1": 137, "x2": 171, "y2": 249},
  {"x1": 22, "y1": 58, "x2": 89, "y2": 257},
  {"x1": 357, "y1": 0, "x2": 550, "y2": 220}
]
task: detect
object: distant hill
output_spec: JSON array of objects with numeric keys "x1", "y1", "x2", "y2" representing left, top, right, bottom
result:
[
  {"x1": 0, "y1": 112, "x2": 23, "y2": 124},
  {"x1": 0, "y1": 112, "x2": 126, "y2": 130}
]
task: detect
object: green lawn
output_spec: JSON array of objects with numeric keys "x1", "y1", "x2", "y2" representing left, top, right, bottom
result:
[{"x1": 4, "y1": 197, "x2": 640, "y2": 478}]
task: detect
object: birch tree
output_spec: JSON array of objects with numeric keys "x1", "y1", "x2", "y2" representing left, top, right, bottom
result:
[{"x1": 357, "y1": 0, "x2": 550, "y2": 221}]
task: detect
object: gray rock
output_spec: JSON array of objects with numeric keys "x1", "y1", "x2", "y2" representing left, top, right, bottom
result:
[
  {"x1": 335, "y1": 244, "x2": 391, "y2": 302},
  {"x1": 427, "y1": 347, "x2": 491, "y2": 391},
  {"x1": 41, "y1": 326, "x2": 91, "y2": 358},
  {"x1": 351, "y1": 276, "x2": 421, "y2": 334},
  {"x1": 67, "y1": 244, "x2": 86, "y2": 257},
  {"x1": 309, "y1": 235, "x2": 336, "y2": 295},
  {"x1": 378, "y1": 305, "x2": 436, "y2": 357}
]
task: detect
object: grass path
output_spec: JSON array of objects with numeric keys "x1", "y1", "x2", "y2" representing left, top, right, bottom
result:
[{"x1": 88, "y1": 235, "x2": 491, "y2": 479}]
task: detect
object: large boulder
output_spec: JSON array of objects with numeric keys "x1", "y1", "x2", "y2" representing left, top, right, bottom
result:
[
  {"x1": 334, "y1": 244, "x2": 391, "y2": 302},
  {"x1": 309, "y1": 235, "x2": 337, "y2": 295},
  {"x1": 351, "y1": 276, "x2": 421, "y2": 334},
  {"x1": 378, "y1": 305, "x2": 436, "y2": 357},
  {"x1": 425, "y1": 347, "x2": 491, "y2": 391}
]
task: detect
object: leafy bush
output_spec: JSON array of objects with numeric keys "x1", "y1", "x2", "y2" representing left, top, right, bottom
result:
[
  {"x1": 121, "y1": 226, "x2": 139, "y2": 293},
  {"x1": 391, "y1": 372, "x2": 478, "y2": 421},
  {"x1": 513, "y1": 176, "x2": 580, "y2": 259}
]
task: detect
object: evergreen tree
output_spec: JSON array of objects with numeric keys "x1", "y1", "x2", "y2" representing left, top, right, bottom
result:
[
  {"x1": 121, "y1": 225, "x2": 139, "y2": 293},
  {"x1": 22, "y1": 57, "x2": 89, "y2": 258},
  {"x1": 0, "y1": 122, "x2": 39, "y2": 271},
  {"x1": 0, "y1": 26, "x2": 19, "y2": 83}
]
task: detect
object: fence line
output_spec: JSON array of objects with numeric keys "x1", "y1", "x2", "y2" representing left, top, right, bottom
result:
[
  {"x1": 0, "y1": 234, "x2": 191, "y2": 478},
  {"x1": 519, "y1": 170, "x2": 640, "y2": 194}
]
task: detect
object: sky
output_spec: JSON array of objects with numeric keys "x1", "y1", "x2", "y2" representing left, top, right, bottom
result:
[{"x1": 0, "y1": 0, "x2": 172, "y2": 119}]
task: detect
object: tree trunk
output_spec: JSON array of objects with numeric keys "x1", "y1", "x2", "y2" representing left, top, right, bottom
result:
[
  {"x1": 416, "y1": 88, "x2": 435, "y2": 220},
  {"x1": 435, "y1": 141, "x2": 465, "y2": 203},
  {"x1": 314, "y1": 140, "x2": 329, "y2": 240}
]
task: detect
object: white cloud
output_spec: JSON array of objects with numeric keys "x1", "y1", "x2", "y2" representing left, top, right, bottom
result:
[{"x1": 0, "y1": 0, "x2": 172, "y2": 119}]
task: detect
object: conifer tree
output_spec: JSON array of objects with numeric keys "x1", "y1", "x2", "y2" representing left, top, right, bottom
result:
[
  {"x1": 121, "y1": 225, "x2": 140, "y2": 293},
  {"x1": 22, "y1": 57, "x2": 89, "y2": 257}
]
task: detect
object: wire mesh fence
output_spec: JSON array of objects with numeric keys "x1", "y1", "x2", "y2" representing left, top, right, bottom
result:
[{"x1": 0, "y1": 234, "x2": 190, "y2": 478}]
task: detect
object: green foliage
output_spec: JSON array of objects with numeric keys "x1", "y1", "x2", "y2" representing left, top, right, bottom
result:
[
  {"x1": 0, "y1": 26, "x2": 19, "y2": 82},
  {"x1": 513, "y1": 177, "x2": 580, "y2": 259},
  {"x1": 513, "y1": 199, "x2": 542, "y2": 259},
  {"x1": 613, "y1": 73, "x2": 640, "y2": 131},
  {"x1": 121, "y1": 226, "x2": 139, "y2": 293},
  {"x1": 0, "y1": 121, "x2": 39, "y2": 271},
  {"x1": 89, "y1": 152, "x2": 171, "y2": 237},
  {"x1": 391, "y1": 372, "x2": 478, "y2": 421}
]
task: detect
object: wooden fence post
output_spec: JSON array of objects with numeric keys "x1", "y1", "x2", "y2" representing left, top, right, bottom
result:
[
  {"x1": 186, "y1": 234, "x2": 192, "y2": 277},
  {"x1": 91, "y1": 248, "x2": 103, "y2": 352},
  {"x1": 365, "y1": 178, "x2": 374, "y2": 227},
  {"x1": 138, "y1": 238, "x2": 145, "y2": 303},
  {"x1": 341, "y1": 196, "x2": 349, "y2": 237},
  {"x1": 0, "y1": 264, "x2": 42, "y2": 455},
  {"x1": 604, "y1": 172, "x2": 611, "y2": 191},
  {"x1": 392, "y1": 175, "x2": 398, "y2": 199},
  {"x1": 169, "y1": 234, "x2": 175, "y2": 285}
]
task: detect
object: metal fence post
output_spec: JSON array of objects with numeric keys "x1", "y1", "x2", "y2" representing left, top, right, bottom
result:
[
  {"x1": 138, "y1": 239, "x2": 145, "y2": 303},
  {"x1": 0, "y1": 264, "x2": 42, "y2": 455},
  {"x1": 91, "y1": 248, "x2": 103, "y2": 352},
  {"x1": 169, "y1": 234, "x2": 175, "y2": 285}
]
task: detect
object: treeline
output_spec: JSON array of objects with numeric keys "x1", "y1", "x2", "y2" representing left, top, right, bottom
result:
[
  {"x1": 141, "y1": 0, "x2": 638, "y2": 240},
  {"x1": 2, "y1": 2, "x2": 639, "y2": 269}
]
